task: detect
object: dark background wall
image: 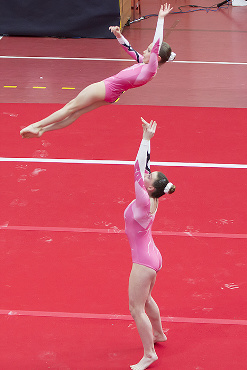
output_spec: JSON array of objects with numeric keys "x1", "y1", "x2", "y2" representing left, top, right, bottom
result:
[{"x1": 0, "y1": 0, "x2": 121, "y2": 38}]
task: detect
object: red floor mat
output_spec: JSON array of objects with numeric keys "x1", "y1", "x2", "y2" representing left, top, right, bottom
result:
[{"x1": 1, "y1": 103, "x2": 246, "y2": 369}]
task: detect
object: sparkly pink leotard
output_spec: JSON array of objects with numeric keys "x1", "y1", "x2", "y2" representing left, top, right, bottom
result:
[
  {"x1": 104, "y1": 18, "x2": 164, "y2": 103},
  {"x1": 124, "y1": 139, "x2": 162, "y2": 272}
]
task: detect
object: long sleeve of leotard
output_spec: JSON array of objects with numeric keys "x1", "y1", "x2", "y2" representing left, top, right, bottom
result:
[
  {"x1": 135, "y1": 17, "x2": 164, "y2": 84},
  {"x1": 152, "y1": 18, "x2": 164, "y2": 53},
  {"x1": 135, "y1": 40, "x2": 159, "y2": 84},
  {"x1": 116, "y1": 16, "x2": 163, "y2": 63},
  {"x1": 117, "y1": 35, "x2": 143, "y2": 63},
  {"x1": 135, "y1": 139, "x2": 150, "y2": 177},
  {"x1": 134, "y1": 139, "x2": 151, "y2": 210}
]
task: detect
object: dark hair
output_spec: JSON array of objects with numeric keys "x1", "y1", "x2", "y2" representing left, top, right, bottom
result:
[
  {"x1": 151, "y1": 172, "x2": 176, "y2": 198},
  {"x1": 159, "y1": 42, "x2": 172, "y2": 64}
]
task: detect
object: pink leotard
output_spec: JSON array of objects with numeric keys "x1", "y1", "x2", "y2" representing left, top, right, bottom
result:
[
  {"x1": 104, "y1": 18, "x2": 164, "y2": 103},
  {"x1": 124, "y1": 139, "x2": 162, "y2": 272}
]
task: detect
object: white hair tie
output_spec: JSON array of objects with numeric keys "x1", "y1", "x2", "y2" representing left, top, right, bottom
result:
[
  {"x1": 168, "y1": 52, "x2": 176, "y2": 62},
  {"x1": 164, "y1": 182, "x2": 173, "y2": 194}
]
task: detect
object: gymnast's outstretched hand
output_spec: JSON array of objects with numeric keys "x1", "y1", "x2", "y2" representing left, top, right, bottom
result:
[
  {"x1": 158, "y1": 3, "x2": 173, "y2": 18},
  {"x1": 109, "y1": 26, "x2": 122, "y2": 38},
  {"x1": 141, "y1": 117, "x2": 157, "y2": 140}
]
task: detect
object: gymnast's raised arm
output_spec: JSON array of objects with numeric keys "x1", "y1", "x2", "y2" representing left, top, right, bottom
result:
[
  {"x1": 133, "y1": 119, "x2": 157, "y2": 209},
  {"x1": 109, "y1": 26, "x2": 143, "y2": 63}
]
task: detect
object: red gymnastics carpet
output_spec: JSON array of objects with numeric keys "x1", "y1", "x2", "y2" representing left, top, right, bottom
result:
[{"x1": 0, "y1": 103, "x2": 247, "y2": 369}]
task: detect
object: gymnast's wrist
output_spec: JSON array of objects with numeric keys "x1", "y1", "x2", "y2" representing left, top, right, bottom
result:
[
  {"x1": 141, "y1": 138, "x2": 150, "y2": 143},
  {"x1": 157, "y1": 17, "x2": 165, "y2": 24}
]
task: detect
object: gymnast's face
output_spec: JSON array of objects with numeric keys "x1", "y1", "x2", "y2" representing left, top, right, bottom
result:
[
  {"x1": 144, "y1": 171, "x2": 158, "y2": 191},
  {"x1": 143, "y1": 43, "x2": 153, "y2": 64}
]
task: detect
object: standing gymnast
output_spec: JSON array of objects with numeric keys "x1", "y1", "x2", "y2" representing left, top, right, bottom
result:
[
  {"x1": 20, "y1": 3, "x2": 175, "y2": 138},
  {"x1": 124, "y1": 118, "x2": 175, "y2": 370}
]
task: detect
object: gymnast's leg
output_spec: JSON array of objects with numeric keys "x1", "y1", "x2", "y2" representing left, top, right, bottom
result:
[
  {"x1": 34, "y1": 101, "x2": 109, "y2": 137},
  {"x1": 145, "y1": 283, "x2": 167, "y2": 343},
  {"x1": 20, "y1": 81, "x2": 107, "y2": 138},
  {"x1": 129, "y1": 263, "x2": 158, "y2": 370}
]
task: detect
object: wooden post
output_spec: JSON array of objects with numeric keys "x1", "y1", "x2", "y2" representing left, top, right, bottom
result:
[{"x1": 119, "y1": 0, "x2": 131, "y2": 30}]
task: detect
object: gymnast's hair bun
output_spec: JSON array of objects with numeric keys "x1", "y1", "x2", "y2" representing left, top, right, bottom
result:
[
  {"x1": 164, "y1": 182, "x2": 176, "y2": 194},
  {"x1": 168, "y1": 184, "x2": 176, "y2": 194}
]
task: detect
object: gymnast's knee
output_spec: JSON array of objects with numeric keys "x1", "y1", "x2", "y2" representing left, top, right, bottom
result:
[
  {"x1": 64, "y1": 98, "x2": 80, "y2": 114},
  {"x1": 145, "y1": 295, "x2": 153, "y2": 307},
  {"x1": 129, "y1": 302, "x2": 145, "y2": 318}
]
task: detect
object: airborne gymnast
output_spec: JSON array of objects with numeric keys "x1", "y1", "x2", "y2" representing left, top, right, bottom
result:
[{"x1": 20, "y1": 4, "x2": 175, "y2": 138}]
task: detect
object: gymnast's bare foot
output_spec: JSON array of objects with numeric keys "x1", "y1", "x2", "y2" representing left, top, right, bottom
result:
[
  {"x1": 20, "y1": 124, "x2": 44, "y2": 138},
  {"x1": 154, "y1": 332, "x2": 167, "y2": 343},
  {"x1": 130, "y1": 353, "x2": 158, "y2": 370}
]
